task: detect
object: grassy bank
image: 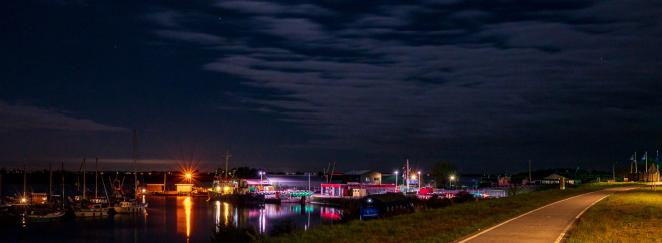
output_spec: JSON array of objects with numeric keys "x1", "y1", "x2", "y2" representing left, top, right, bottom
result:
[
  {"x1": 566, "y1": 188, "x2": 662, "y2": 243},
  {"x1": 266, "y1": 183, "x2": 629, "y2": 243}
]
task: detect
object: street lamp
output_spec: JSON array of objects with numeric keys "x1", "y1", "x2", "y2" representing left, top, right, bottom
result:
[
  {"x1": 449, "y1": 175, "x2": 456, "y2": 189},
  {"x1": 258, "y1": 171, "x2": 265, "y2": 191},
  {"x1": 185, "y1": 173, "x2": 192, "y2": 183},
  {"x1": 417, "y1": 171, "x2": 422, "y2": 189},
  {"x1": 394, "y1": 171, "x2": 399, "y2": 192}
]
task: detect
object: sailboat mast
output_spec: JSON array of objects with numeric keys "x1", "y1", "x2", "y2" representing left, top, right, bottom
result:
[
  {"x1": 224, "y1": 150, "x2": 231, "y2": 179},
  {"x1": 95, "y1": 157, "x2": 99, "y2": 199},
  {"x1": 23, "y1": 164, "x2": 27, "y2": 202},
  {"x1": 133, "y1": 129, "x2": 138, "y2": 197},
  {"x1": 61, "y1": 162, "x2": 65, "y2": 207},
  {"x1": 83, "y1": 158, "x2": 86, "y2": 200},
  {"x1": 49, "y1": 163, "x2": 53, "y2": 201},
  {"x1": 329, "y1": 161, "x2": 336, "y2": 182}
]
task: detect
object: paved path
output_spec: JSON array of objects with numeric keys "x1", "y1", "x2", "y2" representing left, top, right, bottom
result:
[{"x1": 458, "y1": 187, "x2": 636, "y2": 243}]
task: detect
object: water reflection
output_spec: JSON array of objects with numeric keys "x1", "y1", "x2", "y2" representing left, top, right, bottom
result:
[
  {"x1": 176, "y1": 196, "x2": 193, "y2": 242},
  {"x1": 184, "y1": 197, "x2": 191, "y2": 241},
  {"x1": 206, "y1": 198, "x2": 342, "y2": 237},
  {"x1": 4, "y1": 196, "x2": 343, "y2": 243},
  {"x1": 223, "y1": 202, "x2": 230, "y2": 226}
]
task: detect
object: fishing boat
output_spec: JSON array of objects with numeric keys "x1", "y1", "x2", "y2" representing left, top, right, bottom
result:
[
  {"x1": 113, "y1": 200, "x2": 146, "y2": 214},
  {"x1": 108, "y1": 175, "x2": 147, "y2": 214}
]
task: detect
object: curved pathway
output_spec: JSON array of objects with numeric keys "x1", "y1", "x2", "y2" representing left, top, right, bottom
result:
[{"x1": 458, "y1": 186, "x2": 636, "y2": 243}]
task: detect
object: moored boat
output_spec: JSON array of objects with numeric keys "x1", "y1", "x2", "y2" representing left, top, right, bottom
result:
[
  {"x1": 113, "y1": 200, "x2": 146, "y2": 214},
  {"x1": 73, "y1": 203, "x2": 110, "y2": 217},
  {"x1": 27, "y1": 209, "x2": 65, "y2": 223}
]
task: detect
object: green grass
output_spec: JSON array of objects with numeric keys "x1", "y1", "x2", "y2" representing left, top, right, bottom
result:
[
  {"x1": 566, "y1": 188, "x2": 662, "y2": 243},
  {"x1": 265, "y1": 183, "x2": 632, "y2": 243}
]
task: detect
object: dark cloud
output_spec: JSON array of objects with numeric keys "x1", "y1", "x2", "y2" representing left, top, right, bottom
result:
[
  {"x1": 0, "y1": 101, "x2": 126, "y2": 133},
  {"x1": 3, "y1": 0, "x2": 662, "y2": 171}
]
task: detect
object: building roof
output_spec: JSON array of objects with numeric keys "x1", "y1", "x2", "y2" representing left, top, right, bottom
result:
[{"x1": 543, "y1": 173, "x2": 565, "y2": 180}]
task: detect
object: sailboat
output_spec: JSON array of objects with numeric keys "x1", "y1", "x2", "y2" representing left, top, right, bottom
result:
[
  {"x1": 73, "y1": 158, "x2": 111, "y2": 218},
  {"x1": 26, "y1": 163, "x2": 66, "y2": 222},
  {"x1": 26, "y1": 208, "x2": 65, "y2": 223},
  {"x1": 112, "y1": 130, "x2": 147, "y2": 214}
]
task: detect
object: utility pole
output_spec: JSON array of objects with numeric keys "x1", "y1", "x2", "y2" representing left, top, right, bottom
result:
[
  {"x1": 224, "y1": 150, "x2": 232, "y2": 179},
  {"x1": 528, "y1": 160, "x2": 532, "y2": 184},
  {"x1": 644, "y1": 152, "x2": 648, "y2": 173},
  {"x1": 630, "y1": 155, "x2": 634, "y2": 174},
  {"x1": 612, "y1": 162, "x2": 616, "y2": 181},
  {"x1": 163, "y1": 171, "x2": 167, "y2": 193},
  {"x1": 635, "y1": 152, "x2": 638, "y2": 173},
  {"x1": 307, "y1": 172, "x2": 311, "y2": 191}
]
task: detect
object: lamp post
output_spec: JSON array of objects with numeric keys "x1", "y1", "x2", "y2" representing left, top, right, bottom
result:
[
  {"x1": 417, "y1": 171, "x2": 422, "y2": 189},
  {"x1": 185, "y1": 173, "x2": 192, "y2": 184},
  {"x1": 449, "y1": 175, "x2": 456, "y2": 189},
  {"x1": 394, "y1": 171, "x2": 399, "y2": 192},
  {"x1": 259, "y1": 171, "x2": 264, "y2": 191}
]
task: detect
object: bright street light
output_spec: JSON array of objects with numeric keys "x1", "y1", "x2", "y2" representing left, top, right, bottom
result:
[
  {"x1": 394, "y1": 171, "x2": 399, "y2": 192},
  {"x1": 417, "y1": 171, "x2": 422, "y2": 189},
  {"x1": 258, "y1": 171, "x2": 265, "y2": 191}
]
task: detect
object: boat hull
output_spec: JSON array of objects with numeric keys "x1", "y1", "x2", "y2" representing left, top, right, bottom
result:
[
  {"x1": 113, "y1": 206, "x2": 144, "y2": 214},
  {"x1": 28, "y1": 212, "x2": 65, "y2": 222},
  {"x1": 74, "y1": 209, "x2": 109, "y2": 217}
]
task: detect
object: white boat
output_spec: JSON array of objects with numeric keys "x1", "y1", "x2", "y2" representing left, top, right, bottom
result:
[
  {"x1": 74, "y1": 204, "x2": 110, "y2": 217},
  {"x1": 113, "y1": 200, "x2": 146, "y2": 214}
]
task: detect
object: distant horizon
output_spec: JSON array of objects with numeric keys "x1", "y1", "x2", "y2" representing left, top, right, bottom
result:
[{"x1": 0, "y1": 157, "x2": 636, "y2": 174}]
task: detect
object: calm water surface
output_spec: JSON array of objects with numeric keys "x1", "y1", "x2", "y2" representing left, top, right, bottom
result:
[{"x1": 3, "y1": 196, "x2": 343, "y2": 242}]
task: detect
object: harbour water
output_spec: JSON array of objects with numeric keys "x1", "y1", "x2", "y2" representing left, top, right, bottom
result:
[{"x1": 2, "y1": 196, "x2": 343, "y2": 242}]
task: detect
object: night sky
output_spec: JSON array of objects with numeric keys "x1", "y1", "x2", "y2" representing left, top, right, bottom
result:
[{"x1": 2, "y1": 0, "x2": 662, "y2": 172}]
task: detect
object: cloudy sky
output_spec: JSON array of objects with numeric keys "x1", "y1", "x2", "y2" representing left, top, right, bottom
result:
[{"x1": 2, "y1": 0, "x2": 662, "y2": 172}]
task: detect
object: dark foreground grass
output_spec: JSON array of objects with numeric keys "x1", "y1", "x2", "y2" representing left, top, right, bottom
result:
[
  {"x1": 566, "y1": 188, "x2": 662, "y2": 243},
  {"x1": 266, "y1": 183, "x2": 631, "y2": 243}
]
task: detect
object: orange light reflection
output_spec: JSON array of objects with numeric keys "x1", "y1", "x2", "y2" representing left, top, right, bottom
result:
[{"x1": 184, "y1": 197, "x2": 192, "y2": 240}]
